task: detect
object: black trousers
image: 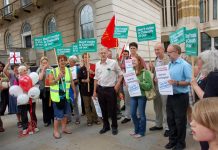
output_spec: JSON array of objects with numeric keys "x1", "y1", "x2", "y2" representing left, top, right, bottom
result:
[
  {"x1": 40, "y1": 88, "x2": 53, "y2": 124},
  {"x1": 0, "y1": 89, "x2": 9, "y2": 115},
  {"x1": 167, "y1": 93, "x2": 189, "y2": 147},
  {"x1": 97, "y1": 86, "x2": 117, "y2": 129},
  {"x1": 19, "y1": 103, "x2": 37, "y2": 130}
]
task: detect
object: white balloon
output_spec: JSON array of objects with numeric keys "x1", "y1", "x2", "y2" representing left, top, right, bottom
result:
[
  {"x1": 29, "y1": 72, "x2": 39, "y2": 85},
  {"x1": 28, "y1": 87, "x2": 40, "y2": 99},
  {"x1": 17, "y1": 94, "x2": 29, "y2": 105},
  {"x1": 9, "y1": 85, "x2": 23, "y2": 97}
]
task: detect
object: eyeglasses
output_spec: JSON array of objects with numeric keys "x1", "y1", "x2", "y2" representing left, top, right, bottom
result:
[{"x1": 167, "y1": 51, "x2": 176, "y2": 54}]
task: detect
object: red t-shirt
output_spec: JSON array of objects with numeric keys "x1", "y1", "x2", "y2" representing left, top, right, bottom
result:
[{"x1": 89, "y1": 63, "x2": 95, "y2": 79}]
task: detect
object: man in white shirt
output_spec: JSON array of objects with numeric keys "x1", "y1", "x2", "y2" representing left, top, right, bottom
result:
[{"x1": 93, "y1": 48, "x2": 123, "y2": 135}]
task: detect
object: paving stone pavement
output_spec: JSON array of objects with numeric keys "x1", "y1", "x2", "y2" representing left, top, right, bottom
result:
[{"x1": 0, "y1": 101, "x2": 200, "y2": 150}]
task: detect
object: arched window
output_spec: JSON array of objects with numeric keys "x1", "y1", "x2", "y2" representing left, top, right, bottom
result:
[
  {"x1": 47, "y1": 17, "x2": 56, "y2": 34},
  {"x1": 21, "y1": 23, "x2": 32, "y2": 48},
  {"x1": 80, "y1": 5, "x2": 94, "y2": 38},
  {"x1": 5, "y1": 32, "x2": 13, "y2": 49}
]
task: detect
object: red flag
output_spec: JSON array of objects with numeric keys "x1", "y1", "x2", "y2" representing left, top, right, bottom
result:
[
  {"x1": 119, "y1": 45, "x2": 125, "y2": 60},
  {"x1": 101, "y1": 15, "x2": 118, "y2": 48}
]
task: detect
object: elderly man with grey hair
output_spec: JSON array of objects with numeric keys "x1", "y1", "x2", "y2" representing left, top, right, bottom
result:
[
  {"x1": 68, "y1": 55, "x2": 80, "y2": 124},
  {"x1": 191, "y1": 50, "x2": 218, "y2": 150},
  {"x1": 149, "y1": 42, "x2": 170, "y2": 137}
]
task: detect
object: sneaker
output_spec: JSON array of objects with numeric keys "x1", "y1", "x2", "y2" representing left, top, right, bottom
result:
[
  {"x1": 149, "y1": 126, "x2": 163, "y2": 131},
  {"x1": 22, "y1": 129, "x2": 28, "y2": 135},
  {"x1": 121, "y1": 118, "x2": 131, "y2": 124}
]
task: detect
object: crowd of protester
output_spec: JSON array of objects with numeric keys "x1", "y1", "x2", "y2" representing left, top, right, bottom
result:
[{"x1": 0, "y1": 42, "x2": 218, "y2": 150}]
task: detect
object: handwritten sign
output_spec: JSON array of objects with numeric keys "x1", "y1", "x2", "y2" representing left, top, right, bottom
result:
[
  {"x1": 136, "y1": 24, "x2": 157, "y2": 42},
  {"x1": 114, "y1": 26, "x2": 129, "y2": 39},
  {"x1": 185, "y1": 28, "x2": 198, "y2": 56},
  {"x1": 155, "y1": 65, "x2": 173, "y2": 95},
  {"x1": 78, "y1": 38, "x2": 97, "y2": 53},
  {"x1": 125, "y1": 59, "x2": 134, "y2": 72},
  {"x1": 124, "y1": 71, "x2": 141, "y2": 97}
]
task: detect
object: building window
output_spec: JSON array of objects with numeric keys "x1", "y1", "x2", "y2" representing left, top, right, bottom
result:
[
  {"x1": 21, "y1": 0, "x2": 32, "y2": 7},
  {"x1": 5, "y1": 32, "x2": 13, "y2": 49},
  {"x1": 214, "y1": 0, "x2": 217, "y2": 19},
  {"x1": 200, "y1": 0, "x2": 210, "y2": 23},
  {"x1": 47, "y1": 17, "x2": 56, "y2": 34},
  {"x1": 21, "y1": 23, "x2": 32, "y2": 48},
  {"x1": 214, "y1": 37, "x2": 218, "y2": 50},
  {"x1": 201, "y1": 32, "x2": 211, "y2": 51},
  {"x1": 170, "y1": 0, "x2": 177, "y2": 26},
  {"x1": 162, "y1": 0, "x2": 167, "y2": 27},
  {"x1": 3, "y1": 0, "x2": 11, "y2": 16},
  {"x1": 80, "y1": 5, "x2": 94, "y2": 38}
]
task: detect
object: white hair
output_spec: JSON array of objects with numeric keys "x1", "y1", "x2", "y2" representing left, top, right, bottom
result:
[
  {"x1": 69, "y1": 55, "x2": 78, "y2": 62},
  {"x1": 199, "y1": 50, "x2": 218, "y2": 75},
  {"x1": 18, "y1": 65, "x2": 27, "y2": 74}
]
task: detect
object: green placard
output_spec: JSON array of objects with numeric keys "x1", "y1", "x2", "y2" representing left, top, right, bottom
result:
[
  {"x1": 136, "y1": 24, "x2": 157, "y2": 42},
  {"x1": 185, "y1": 28, "x2": 198, "y2": 56},
  {"x1": 56, "y1": 47, "x2": 72, "y2": 57},
  {"x1": 114, "y1": 26, "x2": 129, "y2": 39},
  {"x1": 78, "y1": 38, "x2": 97, "y2": 53},
  {"x1": 169, "y1": 27, "x2": 186, "y2": 44},
  {"x1": 71, "y1": 43, "x2": 81, "y2": 55},
  {"x1": 33, "y1": 32, "x2": 63, "y2": 51}
]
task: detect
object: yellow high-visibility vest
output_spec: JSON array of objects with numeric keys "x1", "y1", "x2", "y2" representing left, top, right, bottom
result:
[{"x1": 50, "y1": 67, "x2": 71, "y2": 102}]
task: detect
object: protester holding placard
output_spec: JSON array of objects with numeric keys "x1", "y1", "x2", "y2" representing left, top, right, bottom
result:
[
  {"x1": 79, "y1": 53, "x2": 100, "y2": 126},
  {"x1": 149, "y1": 42, "x2": 170, "y2": 137},
  {"x1": 129, "y1": 55, "x2": 152, "y2": 138},
  {"x1": 37, "y1": 56, "x2": 53, "y2": 127},
  {"x1": 3, "y1": 58, "x2": 22, "y2": 128},
  {"x1": 129, "y1": 42, "x2": 147, "y2": 69},
  {"x1": 68, "y1": 55, "x2": 80, "y2": 125},
  {"x1": 165, "y1": 44, "x2": 192, "y2": 150},
  {"x1": 93, "y1": 48, "x2": 123, "y2": 135},
  {"x1": 118, "y1": 50, "x2": 132, "y2": 124},
  {"x1": 49, "y1": 55, "x2": 77, "y2": 139}
]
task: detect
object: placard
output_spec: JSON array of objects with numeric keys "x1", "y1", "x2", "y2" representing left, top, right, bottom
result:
[
  {"x1": 78, "y1": 38, "x2": 97, "y2": 53},
  {"x1": 10, "y1": 52, "x2": 21, "y2": 64},
  {"x1": 155, "y1": 65, "x2": 173, "y2": 95},
  {"x1": 169, "y1": 27, "x2": 186, "y2": 44},
  {"x1": 114, "y1": 26, "x2": 129, "y2": 39},
  {"x1": 185, "y1": 28, "x2": 198, "y2": 56},
  {"x1": 136, "y1": 24, "x2": 157, "y2": 42},
  {"x1": 33, "y1": 32, "x2": 63, "y2": 50}
]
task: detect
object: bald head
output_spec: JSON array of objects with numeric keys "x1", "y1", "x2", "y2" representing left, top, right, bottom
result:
[{"x1": 154, "y1": 42, "x2": 165, "y2": 58}]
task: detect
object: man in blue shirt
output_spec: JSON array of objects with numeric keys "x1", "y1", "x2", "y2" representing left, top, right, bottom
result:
[{"x1": 165, "y1": 44, "x2": 192, "y2": 150}]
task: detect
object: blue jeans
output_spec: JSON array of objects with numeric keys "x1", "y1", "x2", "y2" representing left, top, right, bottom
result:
[{"x1": 130, "y1": 96, "x2": 147, "y2": 136}]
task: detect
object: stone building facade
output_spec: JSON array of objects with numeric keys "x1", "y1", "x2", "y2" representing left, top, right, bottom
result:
[
  {"x1": 0, "y1": 0, "x2": 162, "y2": 65},
  {"x1": 161, "y1": 0, "x2": 218, "y2": 53}
]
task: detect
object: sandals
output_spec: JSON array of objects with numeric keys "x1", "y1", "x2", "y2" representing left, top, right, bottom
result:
[
  {"x1": 134, "y1": 134, "x2": 144, "y2": 138},
  {"x1": 75, "y1": 120, "x2": 80, "y2": 125},
  {"x1": 87, "y1": 123, "x2": 93, "y2": 126},
  {"x1": 62, "y1": 130, "x2": 72, "y2": 134},
  {"x1": 53, "y1": 133, "x2": 61, "y2": 139},
  {"x1": 129, "y1": 132, "x2": 137, "y2": 136}
]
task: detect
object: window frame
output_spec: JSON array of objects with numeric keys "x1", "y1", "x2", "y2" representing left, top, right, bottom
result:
[{"x1": 21, "y1": 22, "x2": 32, "y2": 48}]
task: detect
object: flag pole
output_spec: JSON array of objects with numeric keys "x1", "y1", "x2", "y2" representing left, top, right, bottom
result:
[
  {"x1": 87, "y1": 53, "x2": 90, "y2": 92},
  {"x1": 54, "y1": 48, "x2": 65, "y2": 92},
  {"x1": 148, "y1": 41, "x2": 151, "y2": 63}
]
